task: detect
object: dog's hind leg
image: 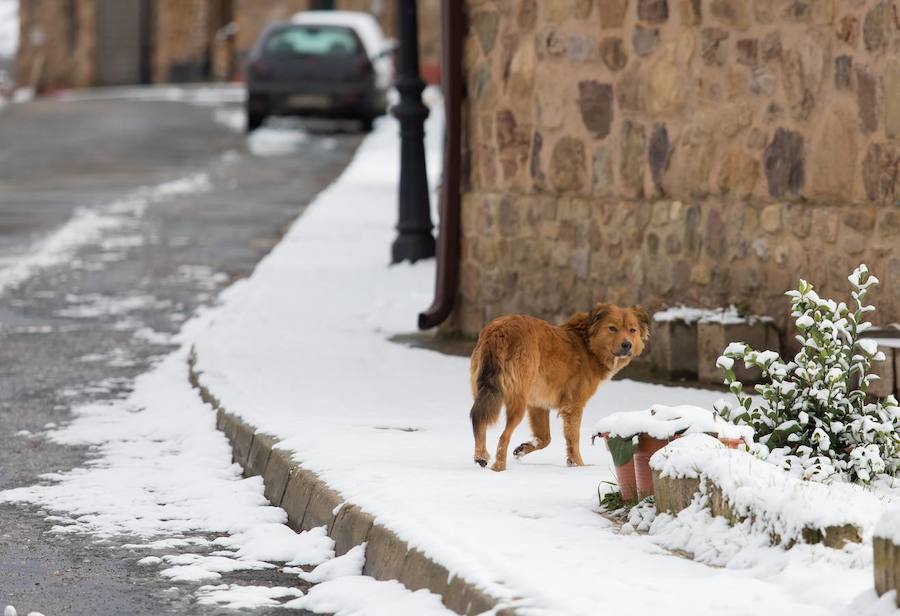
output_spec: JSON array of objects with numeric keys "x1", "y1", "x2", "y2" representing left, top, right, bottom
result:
[
  {"x1": 561, "y1": 406, "x2": 586, "y2": 466},
  {"x1": 491, "y1": 397, "x2": 526, "y2": 472},
  {"x1": 471, "y1": 389, "x2": 501, "y2": 467},
  {"x1": 513, "y1": 406, "x2": 551, "y2": 459}
]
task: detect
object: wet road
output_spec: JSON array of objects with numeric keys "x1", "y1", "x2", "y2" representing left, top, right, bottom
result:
[{"x1": 0, "y1": 87, "x2": 362, "y2": 615}]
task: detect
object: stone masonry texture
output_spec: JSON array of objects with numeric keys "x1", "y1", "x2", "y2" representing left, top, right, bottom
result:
[{"x1": 452, "y1": 0, "x2": 900, "y2": 338}]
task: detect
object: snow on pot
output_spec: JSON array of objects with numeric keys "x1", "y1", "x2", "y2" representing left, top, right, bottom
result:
[{"x1": 592, "y1": 404, "x2": 753, "y2": 500}]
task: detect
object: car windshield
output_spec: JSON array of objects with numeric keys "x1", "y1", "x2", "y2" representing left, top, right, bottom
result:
[{"x1": 263, "y1": 25, "x2": 361, "y2": 57}]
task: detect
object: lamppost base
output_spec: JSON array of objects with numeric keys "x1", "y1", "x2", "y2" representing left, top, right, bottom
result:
[{"x1": 391, "y1": 232, "x2": 436, "y2": 264}]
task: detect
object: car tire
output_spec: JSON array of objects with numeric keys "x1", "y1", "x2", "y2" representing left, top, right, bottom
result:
[
  {"x1": 247, "y1": 109, "x2": 265, "y2": 133},
  {"x1": 359, "y1": 116, "x2": 375, "y2": 133}
]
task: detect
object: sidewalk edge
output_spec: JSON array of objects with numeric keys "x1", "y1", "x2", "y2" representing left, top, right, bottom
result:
[{"x1": 188, "y1": 349, "x2": 512, "y2": 616}]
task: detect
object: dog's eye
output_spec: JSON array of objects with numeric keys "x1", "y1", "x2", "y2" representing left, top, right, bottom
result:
[
  {"x1": 630, "y1": 328, "x2": 637, "y2": 334},
  {"x1": 608, "y1": 326, "x2": 618, "y2": 333}
]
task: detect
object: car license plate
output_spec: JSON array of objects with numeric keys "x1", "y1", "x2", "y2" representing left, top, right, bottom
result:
[{"x1": 287, "y1": 95, "x2": 330, "y2": 109}]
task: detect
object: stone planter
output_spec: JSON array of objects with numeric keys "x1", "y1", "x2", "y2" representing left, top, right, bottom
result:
[
  {"x1": 697, "y1": 320, "x2": 781, "y2": 385},
  {"x1": 650, "y1": 319, "x2": 699, "y2": 379},
  {"x1": 874, "y1": 536, "x2": 900, "y2": 606},
  {"x1": 651, "y1": 470, "x2": 699, "y2": 514},
  {"x1": 634, "y1": 435, "x2": 674, "y2": 499},
  {"x1": 651, "y1": 440, "x2": 866, "y2": 551}
]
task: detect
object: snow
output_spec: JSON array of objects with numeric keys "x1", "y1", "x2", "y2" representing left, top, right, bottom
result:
[
  {"x1": 187, "y1": 93, "x2": 885, "y2": 614},
  {"x1": 0, "y1": 173, "x2": 210, "y2": 296},
  {"x1": 212, "y1": 523, "x2": 334, "y2": 565},
  {"x1": 283, "y1": 576, "x2": 455, "y2": 616},
  {"x1": 592, "y1": 404, "x2": 754, "y2": 442},
  {"x1": 195, "y1": 584, "x2": 303, "y2": 610},
  {"x1": 650, "y1": 436, "x2": 889, "y2": 543},
  {"x1": 297, "y1": 544, "x2": 366, "y2": 583},
  {"x1": 862, "y1": 337, "x2": 900, "y2": 348},
  {"x1": 875, "y1": 504, "x2": 900, "y2": 545},
  {"x1": 247, "y1": 126, "x2": 309, "y2": 157},
  {"x1": 654, "y1": 305, "x2": 774, "y2": 324},
  {"x1": 0, "y1": 0, "x2": 16, "y2": 58},
  {"x1": 54, "y1": 84, "x2": 246, "y2": 105}
]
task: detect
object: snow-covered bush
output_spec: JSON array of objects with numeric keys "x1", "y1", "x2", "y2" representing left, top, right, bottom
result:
[{"x1": 714, "y1": 265, "x2": 900, "y2": 484}]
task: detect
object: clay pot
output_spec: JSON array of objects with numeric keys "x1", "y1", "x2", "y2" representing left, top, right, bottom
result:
[
  {"x1": 718, "y1": 436, "x2": 746, "y2": 449},
  {"x1": 634, "y1": 435, "x2": 675, "y2": 499},
  {"x1": 613, "y1": 457, "x2": 638, "y2": 504}
]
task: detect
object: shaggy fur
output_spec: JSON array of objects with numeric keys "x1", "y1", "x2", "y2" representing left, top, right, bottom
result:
[{"x1": 469, "y1": 303, "x2": 650, "y2": 472}]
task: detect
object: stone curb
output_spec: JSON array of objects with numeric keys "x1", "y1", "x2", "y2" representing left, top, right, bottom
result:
[{"x1": 187, "y1": 350, "x2": 509, "y2": 616}]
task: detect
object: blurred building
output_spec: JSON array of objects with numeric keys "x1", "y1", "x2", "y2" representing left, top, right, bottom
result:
[{"x1": 15, "y1": 0, "x2": 441, "y2": 91}]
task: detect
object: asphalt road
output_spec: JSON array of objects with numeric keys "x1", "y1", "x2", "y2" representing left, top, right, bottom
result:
[{"x1": 0, "y1": 88, "x2": 363, "y2": 615}]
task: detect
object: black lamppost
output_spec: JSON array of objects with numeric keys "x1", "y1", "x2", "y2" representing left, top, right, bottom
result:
[{"x1": 390, "y1": 0, "x2": 435, "y2": 264}]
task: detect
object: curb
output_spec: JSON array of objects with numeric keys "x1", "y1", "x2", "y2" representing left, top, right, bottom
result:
[{"x1": 188, "y1": 350, "x2": 508, "y2": 616}]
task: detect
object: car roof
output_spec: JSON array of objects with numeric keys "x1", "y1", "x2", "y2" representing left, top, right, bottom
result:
[{"x1": 291, "y1": 11, "x2": 387, "y2": 58}]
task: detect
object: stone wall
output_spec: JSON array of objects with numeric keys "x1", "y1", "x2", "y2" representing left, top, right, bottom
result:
[{"x1": 452, "y1": 0, "x2": 900, "y2": 337}]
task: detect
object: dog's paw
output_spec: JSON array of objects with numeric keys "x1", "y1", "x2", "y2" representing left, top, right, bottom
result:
[
  {"x1": 513, "y1": 443, "x2": 530, "y2": 458},
  {"x1": 490, "y1": 461, "x2": 506, "y2": 472},
  {"x1": 566, "y1": 457, "x2": 586, "y2": 467},
  {"x1": 474, "y1": 458, "x2": 488, "y2": 468}
]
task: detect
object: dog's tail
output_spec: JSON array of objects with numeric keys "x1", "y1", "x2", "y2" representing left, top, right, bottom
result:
[{"x1": 470, "y1": 348, "x2": 503, "y2": 436}]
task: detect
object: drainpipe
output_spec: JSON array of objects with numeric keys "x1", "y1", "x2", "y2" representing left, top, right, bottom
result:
[{"x1": 417, "y1": 0, "x2": 462, "y2": 330}]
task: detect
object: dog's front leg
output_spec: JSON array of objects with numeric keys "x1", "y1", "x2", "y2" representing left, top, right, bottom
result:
[{"x1": 561, "y1": 406, "x2": 586, "y2": 467}]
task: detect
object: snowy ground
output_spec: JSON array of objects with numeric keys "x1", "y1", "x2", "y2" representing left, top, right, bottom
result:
[
  {"x1": 0, "y1": 88, "x2": 453, "y2": 615},
  {"x1": 1, "y1": 84, "x2": 895, "y2": 613},
  {"x1": 185, "y1": 96, "x2": 897, "y2": 613},
  {"x1": 0, "y1": 0, "x2": 16, "y2": 59}
]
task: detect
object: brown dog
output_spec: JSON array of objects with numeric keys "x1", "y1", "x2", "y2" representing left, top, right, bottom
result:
[{"x1": 469, "y1": 303, "x2": 650, "y2": 472}]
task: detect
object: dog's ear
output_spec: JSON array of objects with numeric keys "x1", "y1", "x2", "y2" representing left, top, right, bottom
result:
[
  {"x1": 633, "y1": 306, "x2": 651, "y2": 340},
  {"x1": 588, "y1": 303, "x2": 612, "y2": 328}
]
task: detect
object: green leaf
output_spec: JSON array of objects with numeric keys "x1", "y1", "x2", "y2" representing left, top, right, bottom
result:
[{"x1": 606, "y1": 435, "x2": 636, "y2": 467}]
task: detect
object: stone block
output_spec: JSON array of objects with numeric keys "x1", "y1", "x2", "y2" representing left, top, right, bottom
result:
[
  {"x1": 281, "y1": 470, "x2": 316, "y2": 532},
  {"x1": 331, "y1": 504, "x2": 374, "y2": 557},
  {"x1": 444, "y1": 576, "x2": 498, "y2": 615},
  {"x1": 650, "y1": 319, "x2": 699, "y2": 379},
  {"x1": 708, "y1": 479, "x2": 862, "y2": 549},
  {"x1": 231, "y1": 420, "x2": 255, "y2": 470},
  {"x1": 302, "y1": 479, "x2": 343, "y2": 533},
  {"x1": 245, "y1": 433, "x2": 274, "y2": 478},
  {"x1": 399, "y1": 548, "x2": 452, "y2": 597},
  {"x1": 873, "y1": 536, "x2": 900, "y2": 604},
  {"x1": 867, "y1": 343, "x2": 897, "y2": 399},
  {"x1": 705, "y1": 480, "x2": 743, "y2": 525},
  {"x1": 262, "y1": 447, "x2": 294, "y2": 507},
  {"x1": 215, "y1": 408, "x2": 226, "y2": 432},
  {"x1": 801, "y1": 524, "x2": 862, "y2": 549},
  {"x1": 362, "y1": 523, "x2": 410, "y2": 581},
  {"x1": 220, "y1": 412, "x2": 239, "y2": 445},
  {"x1": 697, "y1": 320, "x2": 780, "y2": 385},
  {"x1": 652, "y1": 470, "x2": 700, "y2": 514}
]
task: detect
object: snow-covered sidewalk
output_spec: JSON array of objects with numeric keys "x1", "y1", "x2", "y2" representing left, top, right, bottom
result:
[{"x1": 190, "y1": 99, "x2": 891, "y2": 614}]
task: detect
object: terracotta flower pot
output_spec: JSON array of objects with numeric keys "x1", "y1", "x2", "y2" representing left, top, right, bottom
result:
[
  {"x1": 634, "y1": 435, "x2": 676, "y2": 499},
  {"x1": 600, "y1": 434, "x2": 639, "y2": 503},
  {"x1": 613, "y1": 457, "x2": 638, "y2": 504},
  {"x1": 718, "y1": 436, "x2": 746, "y2": 449}
]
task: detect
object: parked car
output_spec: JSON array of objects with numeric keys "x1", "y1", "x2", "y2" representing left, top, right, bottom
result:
[{"x1": 245, "y1": 11, "x2": 395, "y2": 133}]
